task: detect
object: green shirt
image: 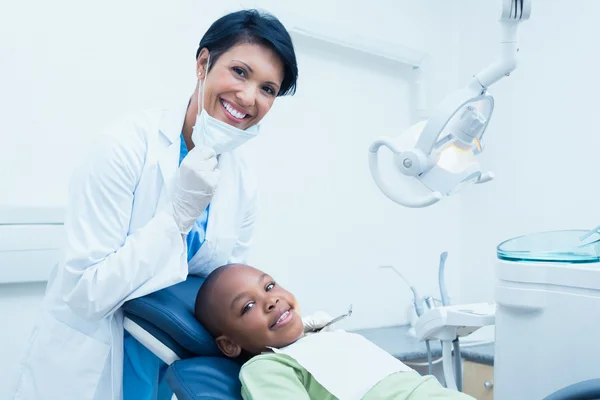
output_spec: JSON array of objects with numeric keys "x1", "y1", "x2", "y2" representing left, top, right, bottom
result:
[{"x1": 239, "y1": 353, "x2": 474, "y2": 400}]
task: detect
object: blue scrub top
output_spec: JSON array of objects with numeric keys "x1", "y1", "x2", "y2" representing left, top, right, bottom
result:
[{"x1": 179, "y1": 134, "x2": 210, "y2": 261}]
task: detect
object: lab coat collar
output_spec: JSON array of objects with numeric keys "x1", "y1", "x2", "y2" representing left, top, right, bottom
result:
[
  {"x1": 158, "y1": 97, "x2": 192, "y2": 143},
  {"x1": 156, "y1": 97, "x2": 191, "y2": 213}
]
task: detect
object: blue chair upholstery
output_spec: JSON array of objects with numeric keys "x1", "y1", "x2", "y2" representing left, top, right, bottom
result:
[
  {"x1": 122, "y1": 276, "x2": 242, "y2": 399},
  {"x1": 544, "y1": 379, "x2": 600, "y2": 400},
  {"x1": 166, "y1": 357, "x2": 242, "y2": 400},
  {"x1": 122, "y1": 276, "x2": 220, "y2": 357}
]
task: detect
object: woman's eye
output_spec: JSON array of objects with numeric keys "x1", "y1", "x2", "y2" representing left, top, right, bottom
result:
[
  {"x1": 263, "y1": 86, "x2": 275, "y2": 96},
  {"x1": 242, "y1": 302, "x2": 255, "y2": 315},
  {"x1": 265, "y1": 282, "x2": 276, "y2": 291},
  {"x1": 233, "y1": 67, "x2": 246, "y2": 77}
]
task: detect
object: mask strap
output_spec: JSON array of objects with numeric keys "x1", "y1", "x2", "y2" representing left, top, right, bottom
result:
[{"x1": 197, "y1": 53, "x2": 211, "y2": 117}]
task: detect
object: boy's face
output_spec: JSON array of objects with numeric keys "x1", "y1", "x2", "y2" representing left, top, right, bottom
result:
[{"x1": 211, "y1": 265, "x2": 304, "y2": 357}]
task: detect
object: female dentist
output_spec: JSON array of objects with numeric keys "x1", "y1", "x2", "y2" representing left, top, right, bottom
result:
[{"x1": 12, "y1": 9, "x2": 298, "y2": 400}]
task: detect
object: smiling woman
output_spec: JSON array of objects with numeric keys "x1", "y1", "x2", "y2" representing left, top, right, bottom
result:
[
  {"x1": 197, "y1": 44, "x2": 284, "y2": 126},
  {"x1": 181, "y1": 10, "x2": 298, "y2": 152},
  {"x1": 11, "y1": 8, "x2": 299, "y2": 400}
]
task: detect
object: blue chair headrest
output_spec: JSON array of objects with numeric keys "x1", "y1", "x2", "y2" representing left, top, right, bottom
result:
[
  {"x1": 123, "y1": 276, "x2": 221, "y2": 357},
  {"x1": 166, "y1": 357, "x2": 243, "y2": 400},
  {"x1": 544, "y1": 379, "x2": 600, "y2": 400}
]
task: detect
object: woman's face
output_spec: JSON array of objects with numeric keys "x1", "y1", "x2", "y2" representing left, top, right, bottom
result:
[{"x1": 196, "y1": 43, "x2": 285, "y2": 130}]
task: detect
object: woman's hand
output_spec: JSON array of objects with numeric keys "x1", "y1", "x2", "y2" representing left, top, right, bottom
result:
[
  {"x1": 302, "y1": 311, "x2": 338, "y2": 335},
  {"x1": 172, "y1": 145, "x2": 220, "y2": 234}
]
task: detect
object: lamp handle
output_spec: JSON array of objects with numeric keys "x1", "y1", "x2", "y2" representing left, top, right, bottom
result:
[{"x1": 368, "y1": 142, "x2": 442, "y2": 208}]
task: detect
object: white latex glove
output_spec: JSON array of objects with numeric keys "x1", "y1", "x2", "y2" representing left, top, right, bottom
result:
[
  {"x1": 302, "y1": 311, "x2": 343, "y2": 335},
  {"x1": 172, "y1": 145, "x2": 220, "y2": 234}
]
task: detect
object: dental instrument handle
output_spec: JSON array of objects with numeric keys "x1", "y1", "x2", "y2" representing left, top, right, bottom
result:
[
  {"x1": 412, "y1": 287, "x2": 425, "y2": 316},
  {"x1": 425, "y1": 296, "x2": 436, "y2": 310},
  {"x1": 379, "y1": 265, "x2": 425, "y2": 316},
  {"x1": 311, "y1": 305, "x2": 353, "y2": 333},
  {"x1": 438, "y1": 251, "x2": 451, "y2": 306},
  {"x1": 580, "y1": 224, "x2": 600, "y2": 241}
]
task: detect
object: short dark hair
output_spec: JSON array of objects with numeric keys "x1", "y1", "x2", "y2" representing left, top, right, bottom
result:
[
  {"x1": 196, "y1": 9, "x2": 298, "y2": 97},
  {"x1": 194, "y1": 264, "x2": 234, "y2": 337}
]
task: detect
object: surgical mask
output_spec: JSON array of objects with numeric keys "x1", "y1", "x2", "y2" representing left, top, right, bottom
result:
[{"x1": 191, "y1": 53, "x2": 259, "y2": 154}]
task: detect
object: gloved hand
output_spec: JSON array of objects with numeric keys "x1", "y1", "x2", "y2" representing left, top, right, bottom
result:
[
  {"x1": 302, "y1": 311, "x2": 342, "y2": 335},
  {"x1": 172, "y1": 145, "x2": 220, "y2": 234}
]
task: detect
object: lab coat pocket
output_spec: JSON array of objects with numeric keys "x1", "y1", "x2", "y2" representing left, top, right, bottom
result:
[{"x1": 14, "y1": 314, "x2": 110, "y2": 400}]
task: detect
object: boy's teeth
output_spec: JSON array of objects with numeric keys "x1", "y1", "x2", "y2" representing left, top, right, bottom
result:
[
  {"x1": 276, "y1": 311, "x2": 290, "y2": 324},
  {"x1": 222, "y1": 100, "x2": 247, "y2": 119}
]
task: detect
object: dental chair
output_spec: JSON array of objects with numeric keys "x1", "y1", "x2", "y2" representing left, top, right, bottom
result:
[
  {"x1": 123, "y1": 277, "x2": 600, "y2": 400},
  {"x1": 122, "y1": 276, "x2": 243, "y2": 400}
]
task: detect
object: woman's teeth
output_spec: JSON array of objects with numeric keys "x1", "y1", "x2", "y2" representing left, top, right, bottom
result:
[
  {"x1": 276, "y1": 310, "x2": 290, "y2": 325},
  {"x1": 221, "y1": 100, "x2": 247, "y2": 119}
]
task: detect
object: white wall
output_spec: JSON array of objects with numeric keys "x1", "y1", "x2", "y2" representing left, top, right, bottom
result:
[
  {"x1": 241, "y1": 0, "x2": 468, "y2": 330},
  {"x1": 1, "y1": 1, "x2": 472, "y2": 397},
  {"x1": 455, "y1": 0, "x2": 600, "y2": 303}
]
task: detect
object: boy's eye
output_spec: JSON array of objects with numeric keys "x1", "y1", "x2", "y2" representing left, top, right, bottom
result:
[
  {"x1": 265, "y1": 282, "x2": 276, "y2": 291},
  {"x1": 242, "y1": 302, "x2": 255, "y2": 315}
]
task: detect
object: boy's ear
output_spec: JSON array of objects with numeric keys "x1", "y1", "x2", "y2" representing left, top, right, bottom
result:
[{"x1": 215, "y1": 335, "x2": 242, "y2": 358}]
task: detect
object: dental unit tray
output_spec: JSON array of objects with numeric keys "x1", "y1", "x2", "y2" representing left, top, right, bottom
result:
[
  {"x1": 414, "y1": 303, "x2": 496, "y2": 342},
  {"x1": 497, "y1": 229, "x2": 600, "y2": 264}
]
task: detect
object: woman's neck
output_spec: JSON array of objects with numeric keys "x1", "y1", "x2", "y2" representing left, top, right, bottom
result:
[{"x1": 182, "y1": 87, "x2": 200, "y2": 150}]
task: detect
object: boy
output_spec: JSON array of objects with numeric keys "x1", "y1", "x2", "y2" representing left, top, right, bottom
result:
[{"x1": 195, "y1": 264, "x2": 474, "y2": 400}]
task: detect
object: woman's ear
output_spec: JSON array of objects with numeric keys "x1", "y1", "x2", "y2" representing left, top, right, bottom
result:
[
  {"x1": 196, "y1": 48, "x2": 210, "y2": 79},
  {"x1": 215, "y1": 335, "x2": 242, "y2": 358}
]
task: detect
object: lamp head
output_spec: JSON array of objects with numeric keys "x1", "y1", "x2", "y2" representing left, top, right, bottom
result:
[{"x1": 368, "y1": 90, "x2": 495, "y2": 208}]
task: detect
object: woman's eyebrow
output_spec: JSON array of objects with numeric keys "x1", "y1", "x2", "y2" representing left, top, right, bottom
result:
[{"x1": 234, "y1": 60, "x2": 254, "y2": 73}]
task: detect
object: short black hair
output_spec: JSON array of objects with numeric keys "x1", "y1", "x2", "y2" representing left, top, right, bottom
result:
[
  {"x1": 194, "y1": 264, "x2": 235, "y2": 337},
  {"x1": 195, "y1": 9, "x2": 298, "y2": 97}
]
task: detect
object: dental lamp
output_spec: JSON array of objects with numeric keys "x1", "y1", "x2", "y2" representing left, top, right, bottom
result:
[{"x1": 369, "y1": 0, "x2": 531, "y2": 208}]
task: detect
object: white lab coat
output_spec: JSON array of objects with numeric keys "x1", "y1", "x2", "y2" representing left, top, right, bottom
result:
[{"x1": 12, "y1": 100, "x2": 258, "y2": 400}]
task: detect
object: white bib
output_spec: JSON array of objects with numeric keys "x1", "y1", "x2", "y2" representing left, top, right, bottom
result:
[{"x1": 269, "y1": 332, "x2": 413, "y2": 400}]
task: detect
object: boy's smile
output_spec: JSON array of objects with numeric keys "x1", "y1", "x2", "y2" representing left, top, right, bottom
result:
[{"x1": 270, "y1": 308, "x2": 294, "y2": 329}]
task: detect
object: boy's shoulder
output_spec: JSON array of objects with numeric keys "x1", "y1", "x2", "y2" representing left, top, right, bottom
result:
[
  {"x1": 241, "y1": 351, "x2": 304, "y2": 372},
  {"x1": 238, "y1": 352, "x2": 337, "y2": 400},
  {"x1": 240, "y1": 352, "x2": 312, "y2": 382},
  {"x1": 239, "y1": 352, "x2": 311, "y2": 387}
]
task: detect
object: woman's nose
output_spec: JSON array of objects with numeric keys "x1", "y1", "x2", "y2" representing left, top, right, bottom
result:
[{"x1": 236, "y1": 84, "x2": 257, "y2": 107}]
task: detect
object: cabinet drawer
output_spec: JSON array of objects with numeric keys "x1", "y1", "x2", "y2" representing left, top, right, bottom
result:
[{"x1": 463, "y1": 360, "x2": 494, "y2": 400}]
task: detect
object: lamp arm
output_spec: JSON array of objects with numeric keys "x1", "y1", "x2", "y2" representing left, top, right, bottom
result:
[
  {"x1": 471, "y1": 0, "x2": 531, "y2": 90},
  {"x1": 415, "y1": 0, "x2": 531, "y2": 155},
  {"x1": 368, "y1": 141, "x2": 443, "y2": 208}
]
